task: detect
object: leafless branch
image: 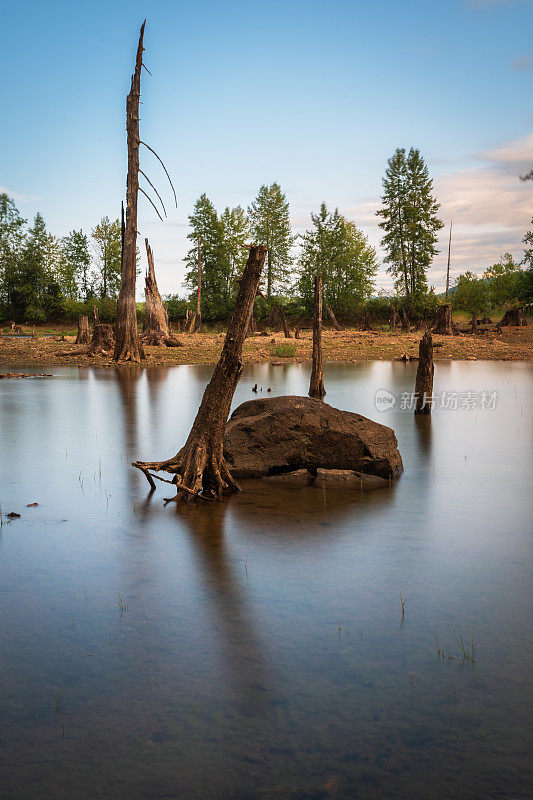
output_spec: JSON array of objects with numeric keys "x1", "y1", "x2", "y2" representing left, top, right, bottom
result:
[
  {"x1": 140, "y1": 170, "x2": 167, "y2": 218},
  {"x1": 139, "y1": 187, "x2": 164, "y2": 222},
  {"x1": 140, "y1": 140, "x2": 178, "y2": 207}
]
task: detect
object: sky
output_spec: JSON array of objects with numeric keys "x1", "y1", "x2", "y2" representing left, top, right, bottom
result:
[{"x1": 1, "y1": 0, "x2": 532, "y2": 297}]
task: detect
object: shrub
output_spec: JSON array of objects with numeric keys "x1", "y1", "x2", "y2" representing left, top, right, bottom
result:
[{"x1": 270, "y1": 343, "x2": 297, "y2": 358}]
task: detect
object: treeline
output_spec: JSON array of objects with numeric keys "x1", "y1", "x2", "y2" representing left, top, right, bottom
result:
[{"x1": 1, "y1": 146, "x2": 531, "y2": 325}]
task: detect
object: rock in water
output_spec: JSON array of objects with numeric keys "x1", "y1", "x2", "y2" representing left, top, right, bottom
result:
[{"x1": 223, "y1": 396, "x2": 403, "y2": 479}]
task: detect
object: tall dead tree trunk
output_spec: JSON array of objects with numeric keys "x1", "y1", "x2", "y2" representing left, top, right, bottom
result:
[
  {"x1": 309, "y1": 274, "x2": 325, "y2": 399},
  {"x1": 142, "y1": 238, "x2": 181, "y2": 346},
  {"x1": 76, "y1": 316, "x2": 90, "y2": 344},
  {"x1": 414, "y1": 331, "x2": 434, "y2": 415},
  {"x1": 323, "y1": 295, "x2": 343, "y2": 331},
  {"x1": 114, "y1": 21, "x2": 146, "y2": 363},
  {"x1": 133, "y1": 245, "x2": 267, "y2": 502},
  {"x1": 195, "y1": 238, "x2": 202, "y2": 332},
  {"x1": 445, "y1": 220, "x2": 452, "y2": 300}
]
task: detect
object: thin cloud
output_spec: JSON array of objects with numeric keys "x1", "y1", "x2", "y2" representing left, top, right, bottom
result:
[
  {"x1": 466, "y1": 0, "x2": 532, "y2": 8},
  {"x1": 510, "y1": 54, "x2": 533, "y2": 71},
  {"x1": 0, "y1": 185, "x2": 38, "y2": 203},
  {"x1": 341, "y1": 134, "x2": 532, "y2": 291}
]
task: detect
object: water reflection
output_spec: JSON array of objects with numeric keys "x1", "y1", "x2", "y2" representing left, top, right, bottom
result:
[{"x1": 178, "y1": 503, "x2": 270, "y2": 718}]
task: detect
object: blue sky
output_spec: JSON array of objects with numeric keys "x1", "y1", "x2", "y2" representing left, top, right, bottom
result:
[{"x1": 1, "y1": 0, "x2": 532, "y2": 295}]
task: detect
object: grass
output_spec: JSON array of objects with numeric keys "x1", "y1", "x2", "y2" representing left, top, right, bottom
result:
[
  {"x1": 118, "y1": 594, "x2": 128, "y2": 618},
  {"x1": 270, "y1": 343, "x2": 297, "y2": 358},
  {"x1": 400, "y1": 592, "x2": 407, "y2": 617},
  {"x1": 435, "y1": 624, "x2": 476, "y2": 666}
]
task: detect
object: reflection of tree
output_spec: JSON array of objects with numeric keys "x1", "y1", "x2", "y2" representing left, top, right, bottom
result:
[
  {"x1": 114, "y1": 366, "x2": 142, "y2": 498},
  {"x1": 414, "y1": 414, "x2": 432, "y2": 459},
  {"x1": 178, "y1": 502, "x2": 271, "y2": 717}
]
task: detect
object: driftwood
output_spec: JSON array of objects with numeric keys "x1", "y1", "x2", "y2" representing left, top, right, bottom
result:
[
  {"x1": 432, "y1": 303, "x2": 453, "y2": 335},
  {"x1": 133, "y1": 245, "x2": 267, "y2": 502},
  {"x1": 141, "y1": 238, "x2": 181, "y2": 346},
  {"x1": 114, "y1": 22, "x2": 145, "y2": 363},
  {"x1": 76, "y1": 315, "x2": 90, "y2": 344},
  {"x1": 414, "y1": 331, "x2": 434, "y2": 415},
  {"x1": 309, "y1": 275, "x2": 325, "y2": 399}
]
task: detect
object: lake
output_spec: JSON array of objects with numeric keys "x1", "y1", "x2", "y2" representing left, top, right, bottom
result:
[{"x1": 0, "y1": 361, "x2": 531, "y2": 799}]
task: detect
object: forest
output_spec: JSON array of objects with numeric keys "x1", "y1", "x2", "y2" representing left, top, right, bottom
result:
[{"x1": 2, "y1": 148, "x2": 531, "y2": 329}]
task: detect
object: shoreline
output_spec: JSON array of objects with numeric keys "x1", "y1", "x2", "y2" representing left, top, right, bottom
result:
[{"x1": 0, "y1": 326, "x2": 531, "y2": 368}]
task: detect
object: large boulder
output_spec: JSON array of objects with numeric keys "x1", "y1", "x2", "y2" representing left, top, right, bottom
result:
[{"x1": 223, "y1": 396, "x2": 403, "y2": 480}]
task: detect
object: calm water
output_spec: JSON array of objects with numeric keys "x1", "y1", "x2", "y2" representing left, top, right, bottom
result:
[{"x1": 0, "y1": 361, "x2": 531, "y2": 800}]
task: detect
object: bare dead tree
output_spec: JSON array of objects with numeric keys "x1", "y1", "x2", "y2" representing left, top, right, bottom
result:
[
  {"x1": 414, "y1": 331, "x2": 434, "y2": 414},
  {"x1": 142, "y1": 238, "x2": 181, "y2": 346},
  {"x1": 133, "y1": 245, "x2": 267, "y2": 502},
  {"x1": 76, "y1": 316, "x2": 90, "y2": 344},
  {"x1": 309, "y1": 274, "x2": 325, "y2": 399},
  {"x1": 114, "y1": 21, "x2": 146, "y2": 363},
  {"x1": 195, "y1": 237, "x2": 202, "y2": 332},
  {"x1": 445, "y1": 220, "x2": 452, "y2": 300}
]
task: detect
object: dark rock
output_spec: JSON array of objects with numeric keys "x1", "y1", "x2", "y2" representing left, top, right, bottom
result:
[{"x1": 223, "y1": 396, "x2": 403, "y2": 480}]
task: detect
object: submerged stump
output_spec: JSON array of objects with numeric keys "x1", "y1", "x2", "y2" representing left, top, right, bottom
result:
[
  {"x1": 309, "y1": 274, "x2": 325, "y2": 399},
  {"x1": 414, "y1": 331, "x2": 434, "y2": 415}
]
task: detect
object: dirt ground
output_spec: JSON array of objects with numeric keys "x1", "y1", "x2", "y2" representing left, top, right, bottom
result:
[{"x1": 1, "y1": 323, "x2": 532, "y2": 368}]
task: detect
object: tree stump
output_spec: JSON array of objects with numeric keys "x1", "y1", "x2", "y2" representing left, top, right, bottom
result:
[
  {"x1": 401, "y1": 310, "x2": 410, "y2": 332},
  {"x1": 90, "y1": 324, "x2": 116, "y2": 355},
  {"x1": 498, "y1": 308, "x2": 526, "y2": 327},
  {"x1": 277, "y1": 303, "x2": 291, "y2": 338},
  {"x1": 414, "y1": 331, "x2": 434, "y2": 415},
  {"x1": 432, "y1": 303, "x2": 453, "y2": 334},
  {"x1": 141, "y1": 238, "x2": 180, "y2": 346},
  {"x1": 76, "y1": 315, "x2": 90, "y2": 344},
  {"x1": 309, "y1": 274, "x2": 325, "y2": 399},
  {"x1": 133, "y1": 245, "x2": 267, "y2": 502},
  {"x1": 93, "y1": 306, "x2": 99, "y2": 329}
]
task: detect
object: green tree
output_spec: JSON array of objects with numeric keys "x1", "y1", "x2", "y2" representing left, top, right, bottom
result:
[
  {"x1": 298, "y1": 203, "x2": 377, "y2": 313},
  {"x1": 91, "y1": 217, "x2": 122, "y2": 298},
  {"x1": 453, "y1": 271, "x2": 490, "y2": 321},
  {"x1": 248, "y1": 182, "x2": 295, "y2": 298},
  {"x1": 9, "y1": 213, "x2": 59, "y2": 321},
  {"x1": 220, "y1": 205, "x2": 250, "y2": 301},
  {"x1": 0, "y1": 193, "x2": 26, "y2": 316},
  {"x1": 184, "y1": 194, "x2": 229, "y2": 317},
  {"x1": 483, "y1": 253, "x2": 523, "y2": 308},
  {"x1": 62, "y1": 229, "x2": 92, "y2": 300},
  {"x1": 377, "y1": 147, "x2": 443, "y2": 298}
]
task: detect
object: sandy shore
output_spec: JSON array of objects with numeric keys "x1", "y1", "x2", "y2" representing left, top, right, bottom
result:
[{"x1": 1, "y1": 325, "x2": 532, "y2": 368}]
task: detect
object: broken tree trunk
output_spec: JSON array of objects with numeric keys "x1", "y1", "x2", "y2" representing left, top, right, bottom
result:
[
  {"x1": 323, "y1": 295, "x2": 343, "y2": 331},
  {"x1": 56, "y1": 323, "x2": 115, "y2": 358},
  {"x1": 432, "y1": 303, "x2": 453, "y2": 335},
  {"x1": 114, "y1": 21, "x2": 145, "y2": 363},
  {"x1": 414, "y1": 331, "x2": 434, "y2": 415},
  {"x1": 309, "y1": 274, "x2": 326, "y2": 399},
  {"x1": 195, "y1": 238, "x2": 202, "y2": 332},
  {"x1": 499, "y1": 307, "x2": 526, "y2": 327},
  {"x1": 401, "y1": 310, "x2": 410, "y2": 332},
  {"x1": 93, "y1": 306, "x2": 99, "y2": 329},
  {"x1": 133, "y1": 245, "x2": 267, "y2": 502},
  {"x1": 142, "y1": 238, "x2": 181, "y2": 346},
  {"x1": 76, "y1": 315, "x2": 90, "y2": 344}
]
